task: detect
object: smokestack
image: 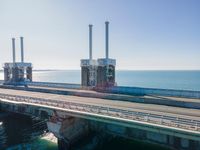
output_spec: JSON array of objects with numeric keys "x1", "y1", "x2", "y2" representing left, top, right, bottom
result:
[
  {"x1": 20, "y1": 37, "x2": 24, "y2": 63},
  {"x1": 12, "y1": 38, "x2": 16, "y2": 63},
  {"x1": 105, "y1": 21, "x2": 109, "y2": 59},
  {"x1": 89, "y1": 24, "x2": 93, "y2": 60}
]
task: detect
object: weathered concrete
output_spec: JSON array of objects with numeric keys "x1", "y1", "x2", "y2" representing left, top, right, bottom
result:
[
  {"x1": 47, "y1": 116, "x2": 89, "y2": 150},
  {"x1": 89, "y1": 120, "x2": 200, "y2": 150}
]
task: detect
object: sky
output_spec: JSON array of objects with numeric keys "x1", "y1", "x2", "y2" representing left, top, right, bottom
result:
[{"x1": 0, "y1": 0, "x2": 199, "y2": 70}]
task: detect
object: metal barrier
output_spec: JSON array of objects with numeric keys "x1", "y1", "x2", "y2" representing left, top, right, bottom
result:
[
  {"x1": 27, "y1": 81, "x2": 82, "y2": 89},
  {"x1": 107, "y1": 86, "x2": 200, "y2": 99},
  {"x1": 0, "y1": 93, "x2": 199, "y2": 132}
]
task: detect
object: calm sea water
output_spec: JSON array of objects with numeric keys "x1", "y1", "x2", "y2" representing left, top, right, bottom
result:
[
  {"x1": 0, "y1": 70, "x2": 199, "y2": 150},
  {"x1": 0, "y1": 70, "x2": 200, "y2": 90},
  {"x1": 32, "y1": 70, "x2": 200, "y2": 91}
]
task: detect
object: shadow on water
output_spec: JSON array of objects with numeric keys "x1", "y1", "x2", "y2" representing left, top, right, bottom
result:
[
  {"x1": 95, "y1": 137, "x2": 171, "y2": 150},
  {"x1": 72, "y1": 132, "x2": 172, "y2": 150},
  {"x1": 0, "y1": 111, "x2": 171, "y2": 150},
  {"x1": 0, "y1": 111, "x2": 57, "y2": 150}
]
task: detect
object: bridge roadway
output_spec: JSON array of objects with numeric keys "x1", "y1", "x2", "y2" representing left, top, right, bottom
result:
[
  {"x1": 0, "y1": 87, "x2": 200, "y2": 140},
  {"x1": 27, "y1": 85, "x2": 200, "y2": 104}
]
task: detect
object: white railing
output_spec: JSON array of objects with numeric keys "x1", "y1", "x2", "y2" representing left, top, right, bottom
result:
[{"x1": 0, "y1": 93, "x2": 199, "y2": 132}]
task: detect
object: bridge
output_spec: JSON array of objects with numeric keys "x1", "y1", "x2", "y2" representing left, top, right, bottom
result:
[
  {"x1": 1, "y1": 22, "x2": 200, "y2": 150},
  {"x1": 0, "y1": 82, "x2": 200, "y2": 150}
]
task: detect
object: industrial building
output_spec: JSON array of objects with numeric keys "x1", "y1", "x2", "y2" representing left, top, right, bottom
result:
[
  {"x1": 81, "y1": 21, "x2": 116, "y2": 88},
  {"x1": 4, "y1": 37, "x2": 32, "y2": 85}
]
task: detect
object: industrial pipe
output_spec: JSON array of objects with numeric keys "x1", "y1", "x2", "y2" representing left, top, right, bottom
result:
[
  {"x1": 89, "y1": 24, "x2": 93, "y2": 60},
  {"x1": 20, "y1": 37, "x2": 24, "y2": 63},
  {"x1": 12, "y1": 38, "x2": 16, "y2": 63},
  {"x1": 105, "y1": 21, "x2": 109, "y2": 59}
]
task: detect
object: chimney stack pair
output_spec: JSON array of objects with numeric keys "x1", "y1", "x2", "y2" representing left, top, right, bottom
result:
[
  {"x1": 88, "y1": 21, "x2": 109, "y2": 60},
  {"x1": 12, "y1": 37, "x2": 24, "y2": 64}
]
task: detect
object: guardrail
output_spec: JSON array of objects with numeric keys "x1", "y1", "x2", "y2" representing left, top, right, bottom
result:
[
  {"x1": 0, "y1": 93, "x2": 199, "y2": 132},
  {"x1": 1, "y1": 80, "x2": 200, "y2": 99},
  {"x1": 101, "y1": 86, "x2": 200, "y2": 99},
  {"x1": 28, "y1": 81, "x2": 82, "y2": 89},
  {"x1": 0, "y1": 80, "x2": 82, "y2": 89}
]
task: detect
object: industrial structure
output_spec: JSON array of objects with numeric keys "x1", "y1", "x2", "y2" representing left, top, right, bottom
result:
[
  {"x1": 80, "y1": 24, "x2": 98, "y2": 87},
  {"x1": 97, "y1": 21, "x2": 116, "y2": 87},
  {"x1": 3, "y1": 37, "x2": 32, "y2": 85},
  {"x1": 0, "y1": 23, "x2": 200, "y2": 150},
  {"x1": 81, "y1": 21, "x2": 116, "y2": 87}
]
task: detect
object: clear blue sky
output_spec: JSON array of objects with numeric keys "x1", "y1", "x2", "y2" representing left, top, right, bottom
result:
[{"x1": 0, "y1": 0, "x2": 199, "y2": 70}]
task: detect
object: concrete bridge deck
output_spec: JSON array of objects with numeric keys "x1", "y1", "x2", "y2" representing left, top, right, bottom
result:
[
  {"x1": 28, "y1": 85, "x2": 200, "y2": 104},
  {"x1": 0, "y1": 87, "x2": 200, "y2": 118},
  {"x1": 0, "y1": 87, "x2": 200, "y2": 136},
  {"x1": 2, "y1": 84, "x2": 200, "y2": 110}
]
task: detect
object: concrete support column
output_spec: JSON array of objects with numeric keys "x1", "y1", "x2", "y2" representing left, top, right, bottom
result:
[
  {"x1": 181, "y1": 138, "x2": 189, "y2": 149},
  {"x1": 58, "y1": 138, "x2": 70, "y2": 150},
  {"x1": 47, "y1": 115, "x2": 89, "y2": 150}
]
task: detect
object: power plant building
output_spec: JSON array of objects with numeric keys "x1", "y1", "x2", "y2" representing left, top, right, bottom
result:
[
  {"x1": 81, "y1": 21, "x2": 116, "y2": 88},
  {"x1": 4, "y1": 37, "x2": 32, "y2": 85}
]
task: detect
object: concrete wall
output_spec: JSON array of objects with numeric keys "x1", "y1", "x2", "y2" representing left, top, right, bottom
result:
[
  {"x1": 97, "y1": 65, "x2": 115, "y2": 87},
  {"x1": 90, "y1": 120, "x2": 200, "y2": 150},
  {"x1": 104, "y1": 86, "x2": 200, "y2": 99},
  {"x1": 81, "y1": 66, "x2": 89, "y2": 86}
]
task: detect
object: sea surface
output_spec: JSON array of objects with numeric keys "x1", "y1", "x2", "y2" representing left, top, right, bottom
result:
[
  {"x1": 0, "y1": 70, "x2": 200, "y2": 150},
  {"x1": 32, "y1": 70, "x2": 200, "y2": 91}
]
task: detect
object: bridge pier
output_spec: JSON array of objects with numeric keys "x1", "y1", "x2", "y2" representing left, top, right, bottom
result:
[
  {"x1": 57, "y1": 138, "x2": 70, "y2": 150},
  {"x1": 47, "y1": 115, "x2": 89, "y2": 150}
]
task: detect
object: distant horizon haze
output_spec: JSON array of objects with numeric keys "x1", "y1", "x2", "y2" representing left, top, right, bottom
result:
[{"x1": 0, "y1": 0, "x2": 199, "y2": 70}]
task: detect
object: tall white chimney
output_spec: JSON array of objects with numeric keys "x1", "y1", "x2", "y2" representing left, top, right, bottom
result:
[
  {"x1": 20, "y1": 37, "x2": 24, "y2": 63},
  {"x1": 105, "y1": 21, "x2": 109, "y2": 59},
  {"x1": 89, "y1": 24, "x2": 93, "y2": 60},
  {"x1": 12, "y1": 38, "x2": 16, "y2": 63}
]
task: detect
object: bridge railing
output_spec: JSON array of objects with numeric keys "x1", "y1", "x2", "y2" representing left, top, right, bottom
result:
[
  {"x1": 1, "y1": 79, "x2": 200, "y2": 99},
  {"x1": 0, "y1": 93, "x2": 200, "y2": 132},
  {"x1": 27, "y1": 81, "x2": 82, "y2": 89}
]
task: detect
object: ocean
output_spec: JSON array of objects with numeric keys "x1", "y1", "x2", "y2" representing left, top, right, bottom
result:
[
  {"x1": 31, "y1": 70, "x2": 200, "y2": 91},
  {"x1": 0, "y1": 70, "x2": 200, "y2": 150}
]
